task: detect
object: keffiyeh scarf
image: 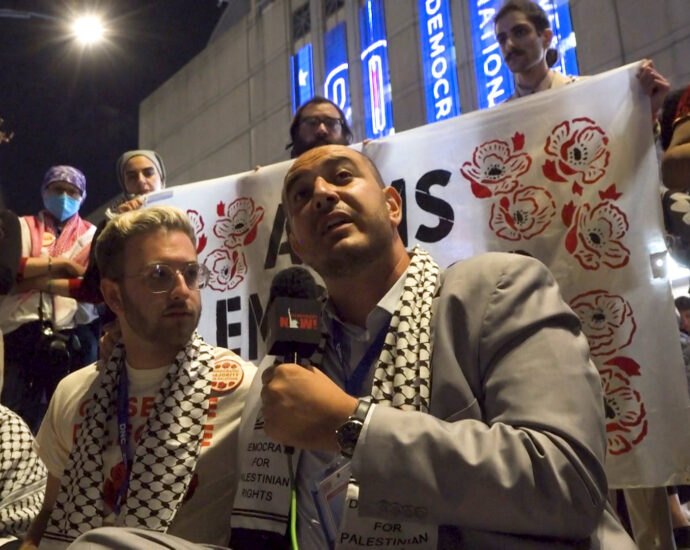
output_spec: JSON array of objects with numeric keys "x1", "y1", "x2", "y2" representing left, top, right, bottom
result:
[
  {"x1": 369, "y1": 245, "x2": 439, "y2": 412},
  {"x1": 25, "y1": 211, "x2": 93, "y2": 264},
  {"x1": 0, "y1": 406, "x2": 47, "y2": 537}
]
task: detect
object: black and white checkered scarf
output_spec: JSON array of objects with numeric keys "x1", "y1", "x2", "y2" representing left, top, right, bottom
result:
[
  {"x1": 369, "y1": 246, "x2": 440, "y2": 412},
  {"x1": 0, "y1": 406, "x2": 47, "y2": 537},
  {"x1": 303, "y1": 245, "x2": 439, "y2": 408},
  {"x1": 44, "y1": 332, "x2": 215, "y2": 544}
]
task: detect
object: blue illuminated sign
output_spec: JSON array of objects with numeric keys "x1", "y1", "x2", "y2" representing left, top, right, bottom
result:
[
  {"x1": 324, "y1": 23, "x2": 352, "y2": 125},
  {"x1": 290, "y1": 43, "x2": 315, "y2": 113},
  {"x1": 545, "y1": 0, "x2": 578, "y2": 78},
  {"x1": 359, "y1": 0, "x2": 394, "y2": 139},
  {"x1": 418, "y1": 0, "x2": 461, "y2": 123},
  {"x1": 468, "y1": 0, "x2": 579, "y2": 110}
]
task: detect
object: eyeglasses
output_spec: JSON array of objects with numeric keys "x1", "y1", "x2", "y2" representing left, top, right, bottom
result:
[
  {"x1": 300, "y1": 116, "x2": 343, "y2": 132},
  {"x1": 125, "y1": 263, "x2": 210, "y2": 294}
]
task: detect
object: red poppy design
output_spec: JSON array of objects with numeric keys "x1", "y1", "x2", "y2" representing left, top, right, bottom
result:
[
  {"x1": 563, "y1": 200, "x2": 630, "y2": 270},
  {"x1": 569, "y1": 290, "x2": 636, "y2": 357},
  {"x1": 203, "y1": 248, "x2": 248, "y2": 292},
  {"x1": 460, "y1": 134, "x2": 531, "y2": 198},
  {"x1": 103, "y1": 461, "x2": 128, "y2": 511},
  {"x1": 186, "y1": 209, "x2": 207, "y2": 254},
  {"x1": 542, "y1": 117, "x2": 610, "y2": 186},
  {"x1": 488, "y1": 185, "x2": 556, "y2": 241},
  {"x1": 213, "y1": 198, "x2": 265, "y2": 249},
  {"x1": 599, "y1": 365, "x2": 648, "y2": 455}
]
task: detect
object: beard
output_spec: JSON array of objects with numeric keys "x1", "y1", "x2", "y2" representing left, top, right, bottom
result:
[
  {"x1": 308, "y1": 203, "x2": 396, "y2": 280},
  {"x1": 120, "y1": 289, "x2": 201, "y2": 352}
]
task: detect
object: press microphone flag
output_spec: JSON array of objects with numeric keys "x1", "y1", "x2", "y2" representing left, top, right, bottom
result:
[{"x1": 265, "y1": 267, "x2": 322, "y2": 361}]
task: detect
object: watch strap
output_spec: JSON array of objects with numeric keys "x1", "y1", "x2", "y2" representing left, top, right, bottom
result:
[{"x1": 350, "y1": 397, "x2": 371, "y2": 423}]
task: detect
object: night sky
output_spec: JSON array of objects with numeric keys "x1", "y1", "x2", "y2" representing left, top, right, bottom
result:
[{"x1": 0, "y1": 0, "x2": 226, "y2": 217}]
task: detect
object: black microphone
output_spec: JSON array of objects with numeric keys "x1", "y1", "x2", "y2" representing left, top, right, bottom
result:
[{"x1": 264, "y1": 266, "x2": 322, "y2": 363}]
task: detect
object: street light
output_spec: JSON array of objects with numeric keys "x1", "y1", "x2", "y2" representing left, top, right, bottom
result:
[
  {"x1": 0, "y1": 8, "x2": 107, "y2": 46},
  {"x1": 0, "y1": 7, "x2": 108, "y2": 144},
  {"x1": 71, "y1": 15, "x2": 105, "y2": 45}
]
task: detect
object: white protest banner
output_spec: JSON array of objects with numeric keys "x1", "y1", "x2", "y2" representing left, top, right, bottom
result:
[{"x1": 147, "y1": 63, "x2": 690, "y2": 487}]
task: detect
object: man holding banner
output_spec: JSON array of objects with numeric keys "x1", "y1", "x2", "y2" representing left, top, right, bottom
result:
[
  {"x1": 229, "y1": 144, "x2": 635, "y2": 548},
  {"x1": 287, "y1": 96, "x2": 353, "y2": 159},
  {"x1": 494, "y1": 0, "x2": 668, "y2": 114},
  {"x1": 495, "y1": 2, "x2": 674, "y2": 546}
]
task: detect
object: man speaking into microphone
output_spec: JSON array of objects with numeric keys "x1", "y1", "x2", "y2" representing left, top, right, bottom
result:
[{"x1": 230, "y1": 145, "x2": 635, "y2": 549}]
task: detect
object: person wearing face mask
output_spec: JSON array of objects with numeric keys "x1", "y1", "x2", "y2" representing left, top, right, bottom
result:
[{"x1": 0, "y1": 166, "x2": 99, "y2": 433}]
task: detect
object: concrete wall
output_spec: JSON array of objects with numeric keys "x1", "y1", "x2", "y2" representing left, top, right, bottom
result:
[
  {"x1": 139, "y1": 0, "x2": 294, "y2": 187},
  {"x1": 139, "y1": 0, "x2": 690, "y2": 189}
]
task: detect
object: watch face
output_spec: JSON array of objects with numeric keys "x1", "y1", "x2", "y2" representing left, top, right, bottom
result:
[{"x1": 336, "y1": 419, "x2": 363, "y2": 457}]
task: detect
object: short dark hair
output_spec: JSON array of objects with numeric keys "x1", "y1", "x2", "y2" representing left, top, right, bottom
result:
[
  {"x1": 676, "y1": 296, "x2": 690, "y2": 312},
  {"x1": 494, "y1": 0, "x2": 551, "y2": 33},
  {"x1": 287, "y1": 96, "x2": 354, "y2": 158}
]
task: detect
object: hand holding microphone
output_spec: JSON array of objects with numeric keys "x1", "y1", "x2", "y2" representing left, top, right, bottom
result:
[{"x1": 260, "y1": 267, "x2": 357, "y2": 451}]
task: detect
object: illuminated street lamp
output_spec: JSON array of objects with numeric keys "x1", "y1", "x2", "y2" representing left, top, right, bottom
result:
[
  {"x1": 0, "y1": 8, "x2": 107, "y2": 46},
  {"x1": 0, "y1": 8, "x2": 108, "y2": 144},
  {"x1": 71, "y1": 14, "x2": 105, "y2": 45}
]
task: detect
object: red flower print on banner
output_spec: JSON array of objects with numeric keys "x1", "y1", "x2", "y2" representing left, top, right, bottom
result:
[
  {"x1": 489, "y1": 185, "x2": 556, "y2": 241},
  {"x1": 186, "y1": 209, "x2": 207, "y2": 254},
  {"x1": 203, "y1": 248, "x2": 248, "y2": 292},
  {"x1": 569, "y1": 290, "x2": 637, "y2": 357},
  {"x1": 460, "y1": 133, "x2": 531, "y2": 198},
  {"x1": 563, "y1": 200, "x2": 630, "y2": 270},
  {"x1": 103, "y1": 461, "x2": 128, "y2": 512},
  {"x1": 542, "y1": 117, "x2": 610, "y2": 191},
  {"x1": 599, "y1": 361, "x2": 647, "y2": 455},
  {"x1": 214, "y1": 198, "x2": 265, "y2": 249}
]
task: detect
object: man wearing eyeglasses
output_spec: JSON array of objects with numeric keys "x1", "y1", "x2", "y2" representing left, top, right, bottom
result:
[
  {"x1": 22, "y1": 206, "x2": 256, "y2": 550},
  {"x1": 288, "y1": 96, "x2": 353, "y2": 158}
]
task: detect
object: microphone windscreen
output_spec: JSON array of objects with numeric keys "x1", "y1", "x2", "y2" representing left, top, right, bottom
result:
[
  {"x1": 264, "y1": 267, "x2": 322, "y2": 360},
  {"x1": 268, "y1": 266, "x2": 319, "y2": 302}
]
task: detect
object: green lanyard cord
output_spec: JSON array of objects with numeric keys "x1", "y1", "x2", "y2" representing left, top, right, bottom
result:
[{"x1": 287, "y1": 452, "x2": 299, "y2": 550}]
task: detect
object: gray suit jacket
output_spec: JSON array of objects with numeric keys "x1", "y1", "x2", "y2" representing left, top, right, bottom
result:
[{"x1": 352, "y1": 252, "x2": 636, "y2": 549}]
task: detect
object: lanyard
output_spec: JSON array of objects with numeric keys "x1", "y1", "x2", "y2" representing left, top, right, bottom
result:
[
  {"x1": 332, "y1": 319, "x2": 390, "y2": 397},
  {"x1": 114, "y1": 361, "x2": 131, "y2": 516}
]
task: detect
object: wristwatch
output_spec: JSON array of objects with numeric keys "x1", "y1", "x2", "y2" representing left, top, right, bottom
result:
[{"x1": 335, "y1": 398, "x2": 371, "y2": 458}]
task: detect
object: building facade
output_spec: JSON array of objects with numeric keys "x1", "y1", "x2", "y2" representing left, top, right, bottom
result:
[{"x1": 138, "y1": 0, "x2": 689, "y2": 188}]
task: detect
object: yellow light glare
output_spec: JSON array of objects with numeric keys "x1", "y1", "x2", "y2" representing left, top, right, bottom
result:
[{"x1": 72, "y1": 15, "x2": 105, "y2": 45}]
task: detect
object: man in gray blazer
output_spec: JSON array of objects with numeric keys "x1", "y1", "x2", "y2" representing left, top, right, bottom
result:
[{"x1": 229, "y1": 144, "x2": 634, "y2": 549}]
